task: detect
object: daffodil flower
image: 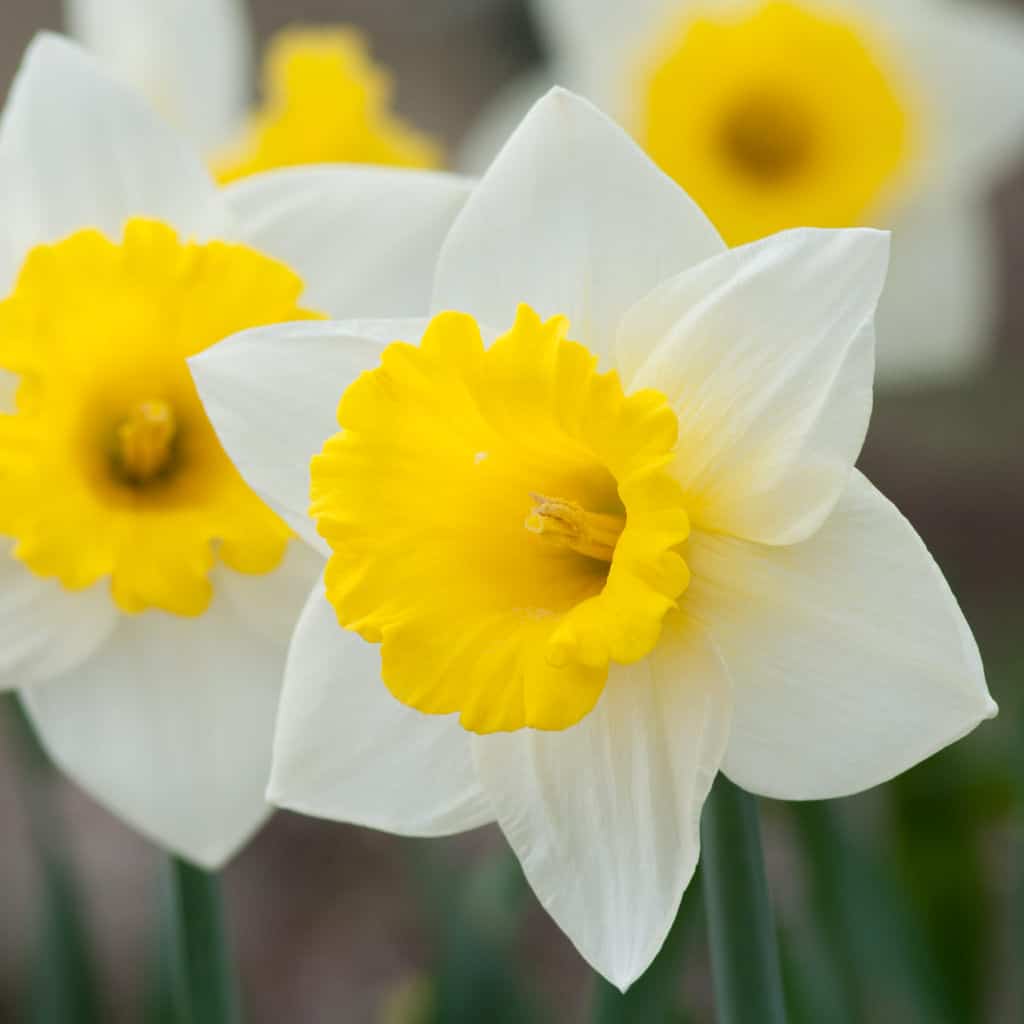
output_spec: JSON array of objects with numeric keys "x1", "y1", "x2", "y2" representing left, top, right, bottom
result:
[
  {"x1": 0, "y1": 34, "x2": 472, "y2": 868},
  {"x1": 64, "y1": 0, "x2": 441, "y2": 181},
  {"x1": 192, "y1": 89, "x2": 995, "y2": 986},
  {"x1": 463, "y1": 0, "x2": 1024, "y2": 388}
]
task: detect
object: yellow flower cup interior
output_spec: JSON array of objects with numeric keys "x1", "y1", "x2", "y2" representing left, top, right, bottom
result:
[
  {"x1": 637, "y1": 0, "x2": 917, "y2": 244},
  {"x1": 312, "y1": 306, "x2": 691, "y2": 735},
  {"x1": 0, "y1": 219, "x2": 321, "y2": 616}
]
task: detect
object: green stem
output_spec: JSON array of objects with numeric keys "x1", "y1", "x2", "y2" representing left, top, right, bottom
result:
[
  {"x1": 4, "y1": 694, "x2": 105, "y2": 1024},
  {"x1": 701, "y1": 776, "x2": 787, "y2": 1024},
  {"x1": 789, "y1": 802, "x2": 863, "y2": 1024},
  {"x1": 164, "y1": 857, "x2": 240, "y2": 1024}
]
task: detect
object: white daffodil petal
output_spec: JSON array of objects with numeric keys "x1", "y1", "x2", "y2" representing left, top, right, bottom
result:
[
  {"x1": 891, "y1": 1, "x2": 1024, "y2": 194},
  {"x1": 22, "y1": 586, "x2": 292, "y2": 868},
  {"x1": 217, "y1": 539, "x2": 324, "y2": 649},
  {"x1": 432, "y1": 88, "x2": 723, "y2": 366},
  {"x1": 269, "y1": 580, "x2": 492, "y2": 836},
  {"x1": 473, "y1": 620, "x2": 731, "y2": 991},
  {"x1": 0, "y1": 35, "x2": 222, "y2": 286},
  {"x1": 64, "y1": 0, "x2": 251, "y2": 152},
  {"x1": 0, "y1": 554, "x2": 116, "y2": 690},
  {"x1": 686, "y1": 470, "x2": 995, "y2": 801},
  {"x1": 456, "y1": 70, "x2": 558, "y2": 175},
  {"x1": 224, "y1": 168, "x2": 474, "y2": 318},
  {"x1": 190, "y1": 319, "x2": 420, "y2": 555},
  {"x1": 618, "y1": 228, "x2": 888, "y2": 546},
  {"x1": 875, "y1": 198, "x2": 996, "y2": 388}
]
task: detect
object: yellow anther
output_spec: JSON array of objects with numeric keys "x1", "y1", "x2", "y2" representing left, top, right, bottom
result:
[
  {"x1": 115, "y1": 399, "x2": 177, "y2": 485},
  {"x1": 524, "y1": 492, "x2": 625, "y2": 563}
]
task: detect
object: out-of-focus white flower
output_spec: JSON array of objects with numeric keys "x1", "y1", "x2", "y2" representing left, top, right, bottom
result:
[
  {"x1": 462, "y1": 0, "x2": 1024, "y2": 388},
  {"x1": 0, "y1": 34, "x2": 472, "y2": 868},
  {"x1": 193, "y1": 89, "x2": 994, "y2": 985},
  {"x1": 64, "y1": 0, "x2": 441, "y2": 182},
  {"x1": 63, "y1": 0, "x2": 252, "y2": 153}
]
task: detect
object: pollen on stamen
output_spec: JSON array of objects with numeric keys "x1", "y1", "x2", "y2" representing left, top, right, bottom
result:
[
  {"x1": 113, "y1": 399, "x2": 178, "y2": 486},
  {"x1": 524, "y1": 492, "x2": 625, "y2": 564}
]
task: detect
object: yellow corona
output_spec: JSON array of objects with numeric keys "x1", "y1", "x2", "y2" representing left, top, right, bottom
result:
[
  {"x1": 216, "y1": 28, "x2": 441, "y2": 183},
  {"x1": 311, "y1": 306, "x2": 691, "y2": 734},
  {"x1": 0, "y1": 219, "x2": 320, "y2": 615},
  {"x1": 638, "y1": 1, "x2": 916, "y2": 243}
]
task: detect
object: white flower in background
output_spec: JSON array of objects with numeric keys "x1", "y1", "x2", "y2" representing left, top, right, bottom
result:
[
  {"x1": 0, "y1": 34, "x2": 471, "y2": 868},
  {"x1": 193, "y1": 89, "x2": 995, "y2": 986},
  {"x1": 462, "y1": 0, "x2": 1024, "y2": 388},
  {"x1": 64, "y1": 0, "x2": 252, "y2": 154},
  {"x1": 64, "y1": 0, "x2": 441, "y2": 182}
]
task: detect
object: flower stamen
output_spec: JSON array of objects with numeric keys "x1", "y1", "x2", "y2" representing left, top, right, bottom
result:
[
  {"x1": 113, "y1": 399, "x2": 178, "y2": 486},
  {"x1": 524, "y1": 492, "x2": 625, "y2": 564}
]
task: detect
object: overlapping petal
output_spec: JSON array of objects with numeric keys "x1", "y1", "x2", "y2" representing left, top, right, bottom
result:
[
  {"x1": 618, "y1": 228, "x2": 888, "y2": 545},
  {"x1": 270, "y1": 580, "x2": 493, "y2": 836},
  {"x1": 223, "y1": 167, "x2": 474, "y2": 318},
  {"x1": 190, "y1": 319, "x2": 423, "y2": 553},
  {"x1": 0, "y1": 34, "x2": 222, "y2": 291},
  {"x1": 433, "y1": 88, "x2": 723, "y2": 365},
  {"x1": 473, "y1": 618, "x2": 730, "y2": 990},
  {"x1": 685, "y1": 470, "x2": 995, "y2": 800}
]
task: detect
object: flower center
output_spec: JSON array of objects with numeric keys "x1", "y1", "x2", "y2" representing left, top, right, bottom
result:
[
  {"x1": 0, "y1": 218, "x2": 322, "y2": 616},
  {"x1": 719, "y1": 93, "x2": 813, "y2": 183},
  {"x1": 638, "y1": 0, "x2": 917, "y2": 245},
  {"x1": 112, "y1": 399, "x2": 178, "y2": 486},
  {"x1": 525, "y1": 493, "x2": 625, "y2": 563},
  {"x1": 312, "y1": 305, "x2": 690, "y2": 735},
  {"x1": 214, "y1": 27, "x2": 441, "y2": 183}
]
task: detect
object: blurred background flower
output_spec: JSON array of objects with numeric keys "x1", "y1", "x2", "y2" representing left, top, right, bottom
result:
[
  {"x1": 1, "y1": 1, "x2": 1023, "y2": 1022},
  {"x1": 463, "y1": 0, "x2": 1024, "y2": 390}
]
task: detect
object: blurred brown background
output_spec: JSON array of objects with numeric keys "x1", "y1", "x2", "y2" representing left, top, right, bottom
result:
[{"x1": 0, "y1": 1, "x2": 1022, "y2": 1022}]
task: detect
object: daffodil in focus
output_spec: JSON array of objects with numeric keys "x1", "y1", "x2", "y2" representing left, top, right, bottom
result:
[
  {"x1": 193, "y1": 90, "x2": 995, "y2": 985},
  {"x1": 65, "y1": 0, "x2": 441, "y2": 181},
  {"x1": 0, "y1": 34, "x2": 472, "y2": 868},
  {"x1": 462, "y1": 0, "x2": 1024, "y2": 387}
]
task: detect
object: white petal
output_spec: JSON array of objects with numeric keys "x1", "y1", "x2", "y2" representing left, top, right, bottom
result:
[
  {"x1": 886, "y1": 0, "x2": 1024, "y2": 194},
  {"x1": 269, "y1": 580, "x2": 492, "y2": 837},
  {"x1": 217, "y1": 539, "x2": 324, "y2": 649},
  {"x1": 224, "y1": 168, "x2": 474, "y2": 318},
  {"x1": 190, "y1": 319, "x2": 419, "y2": 555},
  {"x1": 875, "y1": 198, "x2": 996, "y2": 388},
  {"x1": 474, "y1": 619, "x2": 731, "y2": 990},
  {"x1": 0, "y1": 552, "x2": 117, "y2": 690},
  {"x1": 619, "y1": 228, "x2": 888, "y2": 545},
  {"x1": 22, "y1": 577, "x2": 293, "y2": 868},
  {"x1": 686, "y1": 470, "x2": 995, "y2": 801},
  {"x1": 456, "y1": 70, "x2": 557, "y2": 175},
  {"x1": 432, "y1": 88, "x2": 723, "y2": 365},
  {"x1": 0, "y1": 33, "x2": 222, "y2": 290},
  {"x1": 64, "y1": 0, "x2": 252, "y2": 152}
]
